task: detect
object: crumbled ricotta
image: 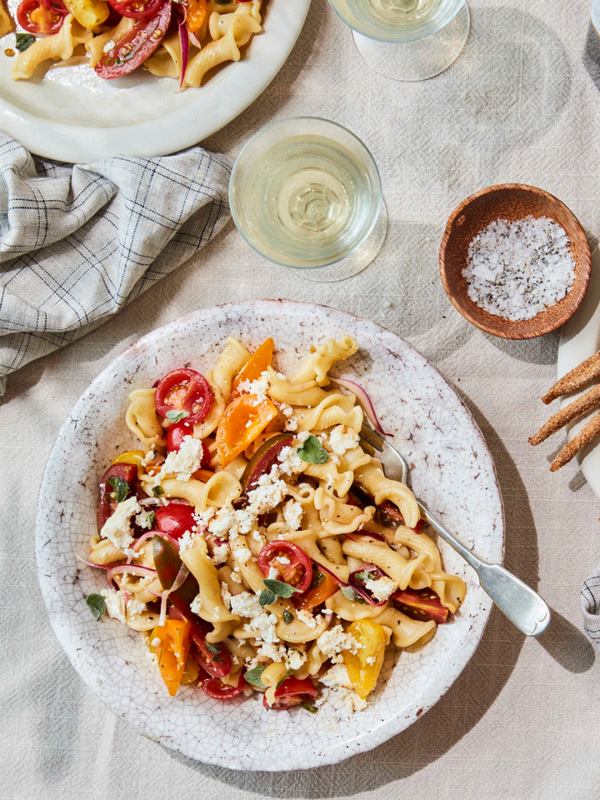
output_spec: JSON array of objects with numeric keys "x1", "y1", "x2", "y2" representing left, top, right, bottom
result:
[
  {"x1": 297, "y1": 430, "x2": 310, "y2": 443},
  {"x1": 150, "y1": 637, "x2": 161, "y2": 648},
  {"x1": 319, "y1": 663, "x2": 368, "y2": 712},
  {"x1": 229, "y1": 592, "x2": 262, "y2": 618},
  {"x1": 158, "y1": 435, "x2": 203, "y2": 482},
  {"x1": 100, "y1": 589, "x2": 127, "y2": 623},
  {"x1": 103, "y1": 39, "x2": 115, "y2": 53},
  {"x1": 317, "y1": 625, "x2": 361, "y2": 663},
  {"x1": 190, "y1": 594, "x2": 203, "y2": 614},
  {"x1": 268, "y1": 566, "x2": 279, "y2": 580},
  {"x1": 283, "y1": 499, "x2": 303, "y2": 530},
  {"x1": 233, "y1": 546, "x2": 252, "y2": 564},
  {"x1": 142, "y1": 448, "x2": 157, "y2": 465},
  {"x1": 256, "y1": 642, "x2": 283, "y2": 662},
  {"x1": 127, "y1": 598, "x2": 146, "y2": 617},
  {"x1": 246, "y1": 470, "x2": 288, "y2": 515},
  {"x1": 284, "y1": 417, "x2": 298, "y2": 432},
  {"x1": 245, "y1": 612, "x2": 279, "y2": 644},
  {"x1": 364, "y1": 576, "x2": 397, "y2": 603},
  {"x1": 237, "y1": 371, "x2": 270, "y2": 396},
  {"x1": 100, "y1": 496, "x2": 141, "y2": 553},
  {"x1": 320, "y1": 662, "x2": 353, "y2": 690},
  {"x1": 366, "y1": 656, "x2": 376, "y2": 665},
  {"x1": 208, "y1": 507, "x2": 235, "y2": 538},
  {"x1": 211, "y1": 543, "x2": 229, "y2": 565},
  {"x1": 220, "y1": 582, "x2": 233, "y2": 605},
  {"x1": 234, "y1": 508, "x2": 255, "y2": 534},
  {"x1": 278, "y1": 555, "x2": 290, "y2": 565},
  {"x1": 178, "y1": 530, "x2": 198, "y2": 552},
  {"x1": 277, "y1": 446, "x2": 304, "y2": 476},
  {"x1": 328, "y1": 425, "x2": 360, "y2": 455},
  {"x1": 297, "y1": 609, "x2": 319, "y2": 629},
  {"x1": 230, "y1": 571, "x2": 243, "y2": 584},
  {"x1": 135, "y1": 509, "x2": 155, "y2": 530},
  {"x1": 286, "y1": 648, "x2": 307, "y2": 671}
]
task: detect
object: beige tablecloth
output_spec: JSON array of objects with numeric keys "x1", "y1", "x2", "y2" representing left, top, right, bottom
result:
[{"x1": 2, "y1": 1, "x2": 600, "y2": 797}]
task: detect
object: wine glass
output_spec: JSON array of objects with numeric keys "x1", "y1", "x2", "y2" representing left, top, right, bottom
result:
[
  {"x1": 328, "y1": 0, "x2": 470, "y2": 82},
  {"x1": 229, "y1": 117, "x2": 386, "y2": 283}
]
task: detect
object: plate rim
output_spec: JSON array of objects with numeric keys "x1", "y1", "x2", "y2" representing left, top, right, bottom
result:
[
  {"x1": 35, "y1": 298, "x2": 504, "y2": 770},
  {"x1": 0, "y1": 0, "x2": 311, "y2": 162}
]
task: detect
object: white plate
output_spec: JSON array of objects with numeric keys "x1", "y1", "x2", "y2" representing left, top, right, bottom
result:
[
  {"x1": 36, "y1": 300, "x2": 504, "y2": 771},
  {"x1": 0, "y1": 1, "x2": 310, "y2": 163},
  {"x1": 557, "y1": 245, "x2": 600, "y2": 498}
]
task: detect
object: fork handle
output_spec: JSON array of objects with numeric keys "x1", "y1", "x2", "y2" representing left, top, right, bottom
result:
[{"x1": 418, "y1": 502, "x2": 551, "y2": 637}]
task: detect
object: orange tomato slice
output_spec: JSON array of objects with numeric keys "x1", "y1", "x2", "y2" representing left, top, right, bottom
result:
[
  {"x1": 192, "y1": 468, "x2": 215, "y2": 483},
  {"x1": 343, "y1": 620, "x2": 387, "y2": 700},
  {"x1": 149, "y1": 619, "x2": 191, "y2": 697},
  {"x1": 186, "y1": 0, "x2": 206, "y2": 33},
  {"x1": 293, "y1": 568, "x2": 339, "y2": 612},
  {"x1": 232, "y1": 338, "x2": 274, "y2": 394},
  {"x1": 216, "y1": 395, "x2": 278, "y2": 467}
]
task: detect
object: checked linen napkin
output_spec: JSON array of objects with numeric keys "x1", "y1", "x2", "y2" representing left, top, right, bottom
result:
[
  {"x1": 582, "y1": 566, "x2": 600, "y2": 646},
  {"x1": 0, "y1": 133, "x2": 232, "y2": 395}
]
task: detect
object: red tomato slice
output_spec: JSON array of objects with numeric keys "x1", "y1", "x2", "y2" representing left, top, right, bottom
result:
[
  {"x1": 95, "y1": 2, "x2": 171, "y2": 80},
  {"x1": 258, "y1": 541, "x2": 313, "y2": 593},
  {"x1": 17, "y1": 0, "x2": 64, "y2": 33},
  {"x1": 263, "y1": 677, "x2": 318, "y2": 710},
  {"x1": 202, "y1": 673, "x2": 245, "y2": 700},
  {"x1": 155, "y1": 504, "x2": 197, "y2": 540},
  {"x1": 166, "y1": 422, "x2": 210, "y2": 468},
  {"x1": 108, "y1": 0, "x2": 162, "y2": 18},
  {"x1": 154, "y1": 368, "x2": 212, "y2": 426},
  {"x1": 169, "y1": 600, "x2": 232, "y2": 678},
  {"x1": 391, "y1": 587, "x2": 449, "y2": 624},
  {"x1": 97, "y1": 463, "x2": 139, "y2": 530}
]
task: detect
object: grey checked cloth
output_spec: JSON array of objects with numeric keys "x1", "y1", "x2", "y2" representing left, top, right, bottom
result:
[
  {"x1": 581, "y1": 565, "x2": 600, "y2": 645},
  {"x1": 0, "y1": 133, "x2": 232, "y2": 395}
]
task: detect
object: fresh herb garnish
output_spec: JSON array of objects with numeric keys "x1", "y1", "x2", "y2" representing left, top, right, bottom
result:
[
  {"x1": 259, "y1": 589, "x2": 277, "y2": 606},
  {"x1": 86, "y1": 594, "x2": 106, "y2": 620},
  {"x1": 308, "y1": 570, "x2": 324, "y2": 590},
  {"x1": 283, "y1": 609, "x2": 294, "y2": 624},
  {"x1": 353, "y1": 570, "x2": 376, "y2": 583},
  {"x1": 341, "y1": 585, "x2": 365, "y2": 604},
  {"x1": 263, "y1": 578, "x2": 301, "y2": 598},
  {"x1": 146, "y1": 511, "x2": 156, "y2": 529},
  {"x1": 165, "y1": 409, "x2": 189, "y2": 423},
  {"x1": 296, "y1": 434, "x2": 329, "y2": 465},
  {"x1": 300, "y1": 701, "x2": 318, "y2": 714},
  {"x1": 244, "y1": 665, "x2": 267, "y2": 688},
  {"x1": 108, "y1": 476, "x2": 129, "y2": 503},
  {"x1": 206, "y1": 642, "x2": 220, "y2": 655},
  {"x1": 153, "y1": 485, "x2": 165, "y2": 497},
  {"x1": 16, "y1": 33, "x2": 35, "y2": 52}
]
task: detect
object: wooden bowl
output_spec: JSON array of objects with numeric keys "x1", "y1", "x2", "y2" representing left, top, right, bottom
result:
[{"x1": 439, "y1": 184, "x2": 592, "y2": 339}]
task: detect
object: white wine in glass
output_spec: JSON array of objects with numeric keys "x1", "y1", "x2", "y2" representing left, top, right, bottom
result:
[{"x1": 229, "y1": 118, "x2": 385, "y2": 281}]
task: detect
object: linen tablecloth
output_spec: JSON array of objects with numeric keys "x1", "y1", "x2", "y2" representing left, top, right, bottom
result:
[{"x1": 2, "y1": 1, "x2": 600, "y2": 798}]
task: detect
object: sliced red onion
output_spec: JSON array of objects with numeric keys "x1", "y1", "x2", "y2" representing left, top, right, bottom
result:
[
  {"x1": 159, "y1": 592, "x2": 169, "y2": 627},
  {"x1": 77, "y1": 557, "x2": 113, "y2": 570},
  {"x1": 106, "y1": 564, "x2": 157, "y2": 588},
  {"x1": 42, "y1": 0, "x2": 68, "y2": 15},
  {"x1": 349, "y1": 564, "x2": 387, "y2": 606},
  {"x1": 317, "y1": 562, "x2": 348, "y2": 588},
  {"x1": 168, "y1": 606, "x2": 186, "y2": 621},
  {"x1": 189, "y1": 30, "x2": 202, "y2": 49},
  {"x1": 330, "y1": 377, "x2": 392, "y2": 437},
  {"x1": 344, "y1": 530, "x2": 386, "y2": 543},
  {"x1": 158, "y1": 561, "x2": 190, "y2": 626},
  {"x1": 177, "y1": 9, "x2": 189, "y2": 92}
]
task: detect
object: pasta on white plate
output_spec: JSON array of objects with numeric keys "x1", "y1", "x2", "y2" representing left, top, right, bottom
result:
[
  {"x1": 85, "y1": 335, "x2": 466, "y2": 713},
  {"x1": 7, "y1": 0, "x2": 263, "y2": 90}
]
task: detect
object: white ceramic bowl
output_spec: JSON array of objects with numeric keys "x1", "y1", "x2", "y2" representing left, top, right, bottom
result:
[
  {"x1": 36, "y1": 300, "x2": 504, "y2": 771},
  {"x1": 0, "y1": 0, "x2": 311, "y2": 162}
]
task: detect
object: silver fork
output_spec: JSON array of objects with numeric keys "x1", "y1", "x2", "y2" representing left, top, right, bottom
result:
[{"x1": 359, "y1": 425, "x2": 551, "y2": 637}]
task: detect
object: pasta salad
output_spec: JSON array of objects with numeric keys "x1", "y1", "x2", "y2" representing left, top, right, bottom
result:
[
  {"x1": 84, "y1": 335, "x2": 466, "y2": 713},
  {"x1": 4, "y1": 0, "x2": 263, "y2": 90}
]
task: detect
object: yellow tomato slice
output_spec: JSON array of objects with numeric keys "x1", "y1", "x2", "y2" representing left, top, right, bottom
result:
[
  {"x1": 344, "y1": 620, "x2": 387, "y2": 700},
  {"x1": 232, "y1": 337, "x2": 274, "y2": 394},
  {"x1": 111, "y1": 450, "x2": 145, "y2": 466},
  {"x1": 149, "y1": 619, "x2": 191, "y2": 697},
  {"x1": 216, "y1": 395, "x2": 278, "y2": 467}
]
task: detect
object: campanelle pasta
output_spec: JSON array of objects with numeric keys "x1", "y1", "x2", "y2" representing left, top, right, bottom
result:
[
  {"x1": 10, "y1": 0, "x2": 263, "y2": 91},
  {"x1": 86, "y1": 334, "x2": 466, "y2": 713}
]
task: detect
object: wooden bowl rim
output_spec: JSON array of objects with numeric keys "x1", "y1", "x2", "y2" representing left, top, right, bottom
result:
[{"x1": 439, "y1": 183, "x2": 592, "y2": 340}]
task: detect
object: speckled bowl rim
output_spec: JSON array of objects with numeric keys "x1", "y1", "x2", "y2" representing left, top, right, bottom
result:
[{"x1": 36, "y1": 299, "x2": 504, "y2": 771}]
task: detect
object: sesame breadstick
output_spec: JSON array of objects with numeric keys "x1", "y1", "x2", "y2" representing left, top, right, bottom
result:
[
  {"x1": 550, "y1": 411, "x2": 600, "y2": 472},
  {"x1": 530, "y1": 385, "x2": 600, "y2": 446},
  {"x1": 542, "y1": 352, "x2": 600, "y2": 404}
]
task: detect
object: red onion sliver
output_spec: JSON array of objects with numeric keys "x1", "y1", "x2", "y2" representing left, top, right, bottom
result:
[
  {"x1": 189, "y1": 30, "x2": 202, "y2": 49},
  {"x1": 344, "y1": 530, "x2": 386, "y2": 543},
  {"x1": 349, "y1": 564, "x2": 387, "y2": 607},
  {"x1": 106, "y1": 564, "x2": 157, "y2": 588},
  {"x1": 77, "y1": 557, "x2": 113, "y2": 570},
  {"x1": 317, "y1": 562, "x2": 348, "y2": 588},
  {"x1": 330, "y1": 377, "x2": 392, "y2": 437},
  {"x1": 177, "y1": 9, "x2": 189, "y2": 91}
]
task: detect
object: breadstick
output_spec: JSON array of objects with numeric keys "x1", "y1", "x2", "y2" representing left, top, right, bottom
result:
[
  {"x1": 542, "y1": 352, "x2": 600, "y2": 404},
  {"x1": 550, "y1": 411, "x2": 600, "y2": 471},
  {"x1": 530, "y1": 385, "x2": 600, "y2": 445}
]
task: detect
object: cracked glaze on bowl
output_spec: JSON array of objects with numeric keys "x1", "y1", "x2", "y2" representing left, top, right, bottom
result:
[{"x1": 36, "y1": 300, "x2": 503, "y2": 771}]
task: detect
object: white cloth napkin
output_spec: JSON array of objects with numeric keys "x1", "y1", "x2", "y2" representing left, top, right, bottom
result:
[
  {"x1": 581, "y1": 565, "x2": 600, "y2": 645},
  {"x1": 0, "y1": 133, "x2": 232, "y2": 395}
]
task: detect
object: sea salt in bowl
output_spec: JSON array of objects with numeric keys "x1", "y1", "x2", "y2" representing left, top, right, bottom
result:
[{"x1": 439, "y1": 184, "x2": 591, "y2": 340}]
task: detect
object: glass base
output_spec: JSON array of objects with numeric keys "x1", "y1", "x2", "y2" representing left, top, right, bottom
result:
[
  {"x1": 352, "y1": 2, "x2": 470, "y2": 82},
  {"x1": 299, "y1": 199, "x2": 388, "y2": 282}
]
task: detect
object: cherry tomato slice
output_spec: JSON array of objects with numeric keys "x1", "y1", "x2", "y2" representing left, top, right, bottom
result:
[
  {"x1": 391, "y1": 587, "x2": 449, "y2": 624},
  {"x1": 155, "y1": 504, "x2": 197, "y2": 540},
  {"x1": 17, "y1": 0, "x2": 64, "y2": 33},
  {"x1": 108, "y1": 0, "x2": 162, "y2": 18},
  {"x1": 258, "y1": 541, "x2": 313, "y2": 594},
  {"x1": 154, "y1": 368, "x2": 212, "y2": 425},
  {"x1": 293, "y1": 566, "x2": 339, "y2": 612},
  {"x1": 202, "y1": 673, "x2": 245, "y2": 700},
  {"x1": 95, "y1": 2, "x2": 171, "y2": 80},
  {"x1": 97, "y1": 463, "x2": 139, "y2": 530},
  {"x1": 166, "y1": 421, "x2": 210, "y2": 467},
  {"x1": 263, "y1": 677, "x2": 318, "y2": 710}
]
